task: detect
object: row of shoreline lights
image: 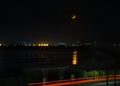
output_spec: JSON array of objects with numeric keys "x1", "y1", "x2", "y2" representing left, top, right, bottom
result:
[
  {"x1": 38, "y1": 43, "x2": 49, "y2": 46},
  {"x1": 0, "y1": 43, "x2": 49, "y2": 47},
  {"x1": 25, "y1": 43, "x2": 49, "y2": 46}
]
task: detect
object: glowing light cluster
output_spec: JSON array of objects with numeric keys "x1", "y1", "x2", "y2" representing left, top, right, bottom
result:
[
  {"x1": 38, "y1": 43, "x2": 49, "y2": 46},
  {"x1": 0, "y1": 43, "x2": 2, "y2": 46},
  {"x1": 72, "y1": 50, "x2": 77, "y2": 65}
]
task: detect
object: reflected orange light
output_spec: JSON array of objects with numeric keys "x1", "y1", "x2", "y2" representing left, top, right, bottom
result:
[{"x1": 72, "y1": 51, "x2": 77, "y2": 65}]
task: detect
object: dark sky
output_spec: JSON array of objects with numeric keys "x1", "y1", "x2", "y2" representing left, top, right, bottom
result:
[{"x1": 0, "y1": 0, "x2": 117, "y2": 43}]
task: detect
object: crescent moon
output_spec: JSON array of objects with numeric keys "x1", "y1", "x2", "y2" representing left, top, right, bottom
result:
[{"x1": 71, "y1": 15, "x2": 76, "y2": 19}]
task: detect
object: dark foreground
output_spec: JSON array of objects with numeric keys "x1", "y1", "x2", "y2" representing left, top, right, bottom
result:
[{"x1": 0, "y1": 46, "x2": 120, "y2": 86}]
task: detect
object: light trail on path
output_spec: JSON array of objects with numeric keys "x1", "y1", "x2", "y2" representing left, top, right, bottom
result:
[{"x1": 28, "y1": 75, "x2": 120, "y2": 86}]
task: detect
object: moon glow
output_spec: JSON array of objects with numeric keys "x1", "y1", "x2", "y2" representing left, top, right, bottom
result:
[{"x1": 71, "y1": 15, "x2": 76, "y2": 19}]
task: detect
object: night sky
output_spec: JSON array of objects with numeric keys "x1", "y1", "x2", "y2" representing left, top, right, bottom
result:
[{"x1": 0, "y1": 0, "x2": 116, "y2": 43}]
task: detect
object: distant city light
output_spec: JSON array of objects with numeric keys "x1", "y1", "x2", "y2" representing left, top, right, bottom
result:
[
  {"x1": 113, "y1": 44, "x2": 117, "y2": 46},
  {"x1": 0, "y1": 43, "x2": 2, "y2": 46},
  {"x1": 38, "y1": 43, "x2": 49, "y2": 47},
  {"x1": 28, "y1": 44, "x2": 32, "y2": 46},
  {"x1": 33, "y1": 44, "x2": 36, "y2": 46},
  {"x1": 25, "y1": 44, "x2": 28, "y2": 46}
]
